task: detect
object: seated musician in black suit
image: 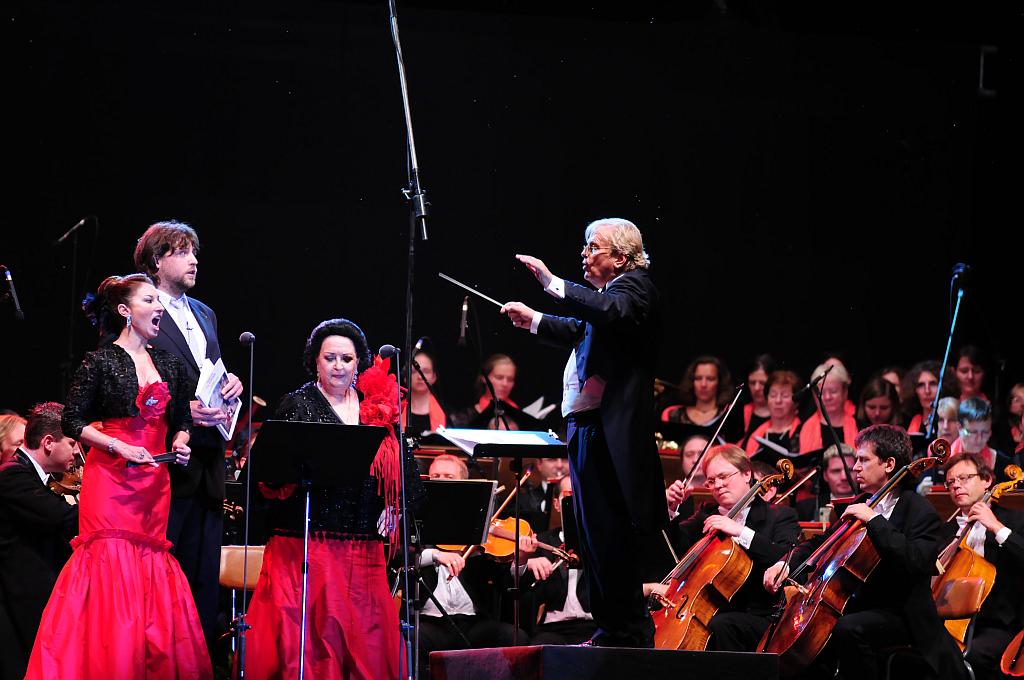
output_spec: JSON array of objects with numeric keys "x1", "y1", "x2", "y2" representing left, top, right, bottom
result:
[
  {"x1": 939, "y1": 452, "x2": 1024, "y2": 680},
  {"x1": 520, "y1": 474, "x2": 597, "y2": 645},
  {"x1": 0, "y1": 402, "x2": 79, "y2": 680},
  {"x1": 414, "y1": 455, "x2": 532, "y2": 671},
  {"x1": 764, "y1": 424, "x2": 968, "y2": 680},
  {"x1": 795, "y1": 443, "x2": 857, "y2": 522},
  {"x1": 654, "y1": 444, "x2": 799, "y2": 651}
]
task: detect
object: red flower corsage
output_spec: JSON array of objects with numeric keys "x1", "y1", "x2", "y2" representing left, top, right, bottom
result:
[{"x1": 136, "y1": 381, "x2": 170, "y2": 422}]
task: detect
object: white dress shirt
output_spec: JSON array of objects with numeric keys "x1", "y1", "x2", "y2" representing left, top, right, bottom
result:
[
  {"x1": 158, "y1": 291, "x2": 207, "y2": 367},
  {"x1": 419, "y1": 549, "x2": 477, "y2": 617}
]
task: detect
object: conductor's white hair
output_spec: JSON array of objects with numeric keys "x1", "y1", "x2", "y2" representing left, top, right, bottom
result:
[{"x1": 585, "y1": 218, "x2": 650, "y2": 271}]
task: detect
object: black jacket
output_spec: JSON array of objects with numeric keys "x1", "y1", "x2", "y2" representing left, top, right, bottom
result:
[
  {"x1": 537, "y1": 268, "x2": 664, "y2": 530},
  {"x1": 0, "y1": 450, "x2": 78, "y2": 680},
  {"x1": 669, "y1": 497, "x2": 800, "y2": 615},
  {"x1": 937, "y1": 504, "x2": 1024, "y2": 629},
  {"x1": 147, "y1": 294, "x2": 227, "y2": 501},
  {"x1": 791, "y1": 489, "x2": 962, "y2": 678}
]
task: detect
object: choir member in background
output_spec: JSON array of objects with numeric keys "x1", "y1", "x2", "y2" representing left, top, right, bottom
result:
[
  {"x1": 935, "y1": 396, "x2": 962, "y2": 444},
  {"x1": 27, "y1": 274, "x2": 209, "y2": 680},
  {"x1": 798, "y1": 362, "x2": 857, "y2": 453},
  {"x1": 901, "y1": 360, "x2": 954, "y2": 434},
  {"x1": 745, "y1": 370, "x2": 802, "y2": 457},
  {"x1": 954, "y1": 345, "x2": 988, "y2": 401},
  {"x1": 0, "y1": 413, "x2": 26, "y2": 463},
  {"x1": 403, "y1": 349, "x2": 446, "y2": 436},
  {"x1": 662, "y1": 356, "x2": 736, "y2": 437},
  {"x1": 243, "y1": 317, "x2": 422, "y2": 680},
  {"x1": 878, "y1": 365, "x2": 905, "y2": 391},
  {"x1": 1001, "y1": 382, "x2": 1024, "y2": 455},
  {"x1": 449, "y1": 353, "x2": 526, "y2": 429},
  {"x1": 856, "y1": 377, "x2": 902, "y2": 428},
  {"x1": 0, "y1": 402, "x2": 79, "y2": 680},
  {"x1": 740, "y1": 354, "x2": 775, "y2": 448}
]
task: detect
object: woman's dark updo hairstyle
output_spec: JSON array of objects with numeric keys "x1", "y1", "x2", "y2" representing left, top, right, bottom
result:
[
  {"x1": 83, "y1": 273, "x2": 154, "y2": 339},
  {"x1": 302, "y1": 318, "x2": 372, "y2": 376}
]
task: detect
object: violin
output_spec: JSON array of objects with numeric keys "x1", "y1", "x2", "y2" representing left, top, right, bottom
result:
[
  {"x1": 651, "y1": 458, "x2": 795, "y2": 651},
  {"x1": 933, "y1": 464, "x2": 1024, "y2": 650},
  {"x1": 48, "y1": 450, "x2": 86, "y2": 501},
  {"x1": 758, "y1": 438, "x2": 950, "y2": 676}
]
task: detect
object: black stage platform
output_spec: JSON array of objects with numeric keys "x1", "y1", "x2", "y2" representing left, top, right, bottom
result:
[{"x1": 430, "y1": 645, "x2": 779, "y2": 680}]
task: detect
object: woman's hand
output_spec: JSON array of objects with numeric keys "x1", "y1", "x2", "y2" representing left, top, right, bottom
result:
[
  {"x1": 172, "y1": 434, "x2": 191, "y2": 466},
  {"x1": 113, "y1": 440, "x2": 157, "y2": 468}
]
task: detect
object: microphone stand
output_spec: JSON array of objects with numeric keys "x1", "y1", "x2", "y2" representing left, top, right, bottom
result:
[
  {"x1": 410, "y1": 359, "x2": 452, "y2": 427},
  {"x1": 808, "y1": 374, "x2": 858, "y2": 497},
  {"x1": 235, "y1": 333, "x2": 256, "y2": 678},
  {"x1": 925, "y1": 264, "x2": 969, "y2": 439}
]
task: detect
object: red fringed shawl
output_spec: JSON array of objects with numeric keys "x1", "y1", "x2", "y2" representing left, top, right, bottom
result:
[{"x1": 357, "y1": 356, "x2": 403, "y2": 551}]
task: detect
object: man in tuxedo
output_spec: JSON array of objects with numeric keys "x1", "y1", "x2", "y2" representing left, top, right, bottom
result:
[
  {"x1": 502, "y1": 217, "x2": 663, "y2": 647},
  {"x1": 134, "y1": 220, "x2": 243, "y2": 651},
  {"x1": 764, "y1": 424, "x2": 968, "y2": 680},
  {"x1": 0, "y1": 402, "x2": 78, "y2": 680},
  {"x1": 939, "y1": 452, "x2": 1024, "y2": 680}
]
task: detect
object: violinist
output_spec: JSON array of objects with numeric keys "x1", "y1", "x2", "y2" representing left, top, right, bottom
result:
[
  {"x1": 523, "y1": 474, "x2": 597, "y2": 645},
  {"x1": 939, "y1": 453, "x2": 1024, "y2": 680},
  {"x1": 658, "y1": 445, "x2": 799, "y2": 651},
  {"x1": 506, "y1": 457, "x2": 568, "y2": 532},
  {"x1": 0, "y1": 402, "x2": 79, "y2": 680},
  {"x1": 414, "y1": 455, "x2": 533, "y2": 671},
  {"x1": 763, "y1": 425, "x2": 966, "y2": 680}
]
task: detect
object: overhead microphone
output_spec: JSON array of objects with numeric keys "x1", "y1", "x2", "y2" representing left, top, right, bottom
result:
[
  {"x1": 239, "y1": 331, "x2": 256, "y2": 345},
  {"x1": 379, "y1": 344, "x2": 400, "y2": 359},
  {"x1": 794, "y1": 364, "x2": 834, "y2": 399},
  {"x1": 0, "y1": 266, "x2": 24, "y2": 320},
  {"x1": 458, "y1": 295, "x2": 468, "y2": 347},
  {"x1": 54, "y1": 215, "x2": 94, "y2": 246}
]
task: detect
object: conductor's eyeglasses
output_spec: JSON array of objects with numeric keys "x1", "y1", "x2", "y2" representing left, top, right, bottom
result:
[{"x1": 582, "y1": 242, "x2": 609, "y2": 255}]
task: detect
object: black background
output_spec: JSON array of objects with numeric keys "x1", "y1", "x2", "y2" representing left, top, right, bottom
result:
[{"x1": 5, "y1": 0, "x2": 1020, "y2": 417}]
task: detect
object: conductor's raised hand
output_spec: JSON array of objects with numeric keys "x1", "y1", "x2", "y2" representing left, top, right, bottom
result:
[
  {"x1": 501, "y1": 302, "x2": 537, "y2": 330},
  {"x1": 515, "y1": 254, "x2": 553, "y2": 288}
]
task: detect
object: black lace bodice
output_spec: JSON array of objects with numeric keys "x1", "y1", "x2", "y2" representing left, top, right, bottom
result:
[
  {"x1": 62, "y1": 344, "x2": 193, "y2": 439},
  {"x1": 265, "y1": 381, "x2": 424, "y2": 540}
]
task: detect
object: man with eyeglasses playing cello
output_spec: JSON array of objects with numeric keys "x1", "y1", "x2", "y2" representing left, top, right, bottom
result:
[{"x1": 937, "y1": 452, "x2": 1024, "y2": 680}]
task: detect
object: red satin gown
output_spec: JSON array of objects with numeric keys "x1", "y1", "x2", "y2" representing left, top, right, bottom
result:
[{"x1": 26, "y1": 382, "x2": 212, "y2": 680}]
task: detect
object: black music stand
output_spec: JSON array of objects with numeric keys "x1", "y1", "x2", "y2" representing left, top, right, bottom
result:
[
  {"x1": 434, "y1": 427, "x2": 566, "y2": 643},
  {"x1": 251, "y1": 420, "x2": 387, "y2": 680},
  {"x1": 412, "y1": 479, "x2": 497, "y2": 675}
]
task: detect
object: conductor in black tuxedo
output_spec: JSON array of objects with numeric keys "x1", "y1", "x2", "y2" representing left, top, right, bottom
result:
[
  {"x1": 502, "y1": 217, "x2": 664, "y2": 647},
  {"x1": 133, "y1": 221, "x2": 243, "y2": 651},
  {"x1": 0, "y1": 402, "x2": 79, "y2": 680}
]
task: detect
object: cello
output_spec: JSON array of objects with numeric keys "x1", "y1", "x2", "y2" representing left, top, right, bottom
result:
[
  {"x1": 651, "y1": 458, "x2": 795, "y2": 650},
  {"x1": 758, "y1": 438, "x2": 950, "y2": 676},
  {"x1": 932, "y1": 464, "x2": 1024, "y2": 650}
]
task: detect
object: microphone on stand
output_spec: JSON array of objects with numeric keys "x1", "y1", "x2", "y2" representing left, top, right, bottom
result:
[
  {"x1": 54, "y1": 216, "x2": 94, "y2": 247},
  {"x1": 458, "y1": 296, "x2": 468, "y2": 347},
  {"x1": 413, "y1": 336, "x2": 428, "y2": 353},
  {"x1": 379, "y1": 344, "x2": 400, "y2": 359},
  {"x1": 234, "y1": 329, "x2": 256, "y2": 676},
  {"x1": 795, "y1": 364, "x2": 834, "y2": 399},
  {"x1": 239, "y1": 331, "x2": 256, "y2": 345},
  {"x1": 0, "y1": 265, "x2": 25, "y2": 320}
]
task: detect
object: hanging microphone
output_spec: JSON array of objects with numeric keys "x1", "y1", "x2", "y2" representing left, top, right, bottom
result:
[
  {"x1": 379, "y1": 344, "x2": 400, "y2": 358},
  {"x1": 795, "y1": 364, "x2": 834, "y2": 398},
  {"x1": 54, "y1": 216, "x2": 93, "y2": 246},
  {"x1": 0, "y1": 265, "x2": 24, "y2": 321},
  {"x1": 413, "y1": 336, "x2": 429, "y2": 352},
  {"x1": 458, "y1": 295, "x2": 468, "y2": 347},
  {"x1": 952, "y1": 263, "x2": 971, "y2": 276},
  {"x1": 239, "y1": 331, "x2": 255, "y2": 345}
]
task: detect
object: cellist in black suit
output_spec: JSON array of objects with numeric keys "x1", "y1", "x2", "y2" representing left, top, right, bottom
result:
[
  {"x1": 938, "y1": 452, "x2": 1024, "y2": 680},
  {"x1": 502, "y1": 217, "x2": 664, "y2": 648},
  {"x1": 657, "y1": 445, "x2": 800, "y2": 651},
  {"x1": 763, "y1": 425, "x2": 967, "y2": 680},
  {"x1": 133, "y1": 221, "x2": 244, "y2": 652},
  {"x1": 0, "y1": 403, "x2": 79, "y2": 680}
]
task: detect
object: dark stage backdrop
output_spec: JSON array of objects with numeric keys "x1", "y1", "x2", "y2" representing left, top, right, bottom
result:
[{"x1": 5, "y1": 1, "x2": 1020, "y2": 418}]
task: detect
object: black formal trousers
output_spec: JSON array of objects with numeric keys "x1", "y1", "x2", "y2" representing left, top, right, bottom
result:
[
  {"x1": 531, "y1": 619, "x2": 597, "y2": 645},
  {"x1": 568, "y1": 411, "x2": 655, "y2": 647},
  {"x1": 417, "y1": 615, "x2": 526, "y2": 672},
  {"x1": 166, "y1": 492, "x2": 223, "y2": 651}
]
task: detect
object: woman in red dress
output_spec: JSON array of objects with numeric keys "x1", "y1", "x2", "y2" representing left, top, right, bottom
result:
[
  {"x1": 26, "y1": 274, "x2": 211, "y2": 679},
  {"x1": 243, "y1": 318, "x2": 422, "y2": 680}
]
